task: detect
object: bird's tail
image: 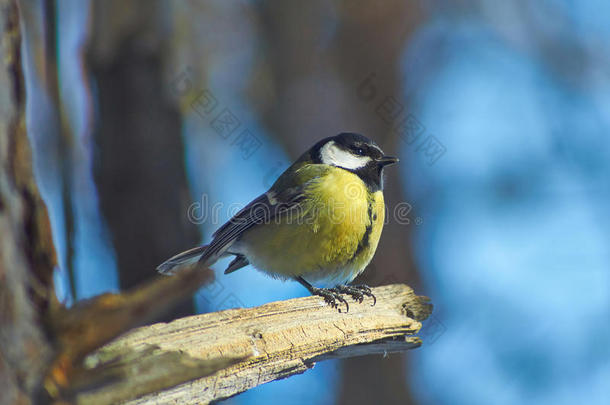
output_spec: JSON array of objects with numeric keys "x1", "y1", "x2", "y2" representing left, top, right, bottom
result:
[{"x1": 157, "y1": 245, "x2": 210, "y2": 275}]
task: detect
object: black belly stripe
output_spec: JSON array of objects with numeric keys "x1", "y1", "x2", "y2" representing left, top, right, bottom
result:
[{"x1": 350, "y1": 201, "x2": 374, "y2": 262}]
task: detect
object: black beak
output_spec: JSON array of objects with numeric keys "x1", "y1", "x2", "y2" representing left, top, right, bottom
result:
[{"x1": 377, "y1": 155, "x2": 399, "y2": 166}]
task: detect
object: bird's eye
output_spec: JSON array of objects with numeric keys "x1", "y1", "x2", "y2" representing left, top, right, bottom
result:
[{"x1": 354, "y1": 147, "x2": 365, "y2": 156}]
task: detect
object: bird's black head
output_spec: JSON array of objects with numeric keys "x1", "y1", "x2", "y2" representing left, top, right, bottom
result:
[{"x1": 311, "y1": 132, "x2": 399, "y2": 191}]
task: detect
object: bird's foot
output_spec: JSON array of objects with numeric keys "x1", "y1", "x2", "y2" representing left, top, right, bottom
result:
[
  {"x1": 310, "y1": 287, "x2": 350, "y2": 313},
  {"x1": 331, "y1": 284, "x2": 376, "y2": 306}
]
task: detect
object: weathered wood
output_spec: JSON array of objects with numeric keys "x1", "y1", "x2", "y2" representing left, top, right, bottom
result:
[
  {"x1": 78, "y1": 284, "x2": 432, "y2": 405},
  {"x1": 44, "y1": 265, "x2": 214, "y2": 400}
]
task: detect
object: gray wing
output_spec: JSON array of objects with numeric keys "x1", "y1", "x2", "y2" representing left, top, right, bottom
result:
[{"x1": 198, "y1": 187, "x2": 305, "y2": 266}]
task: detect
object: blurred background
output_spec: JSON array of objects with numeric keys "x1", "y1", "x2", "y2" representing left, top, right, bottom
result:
[{"x1": 20, "y1": 0, "x2": 609, "y2": 404}]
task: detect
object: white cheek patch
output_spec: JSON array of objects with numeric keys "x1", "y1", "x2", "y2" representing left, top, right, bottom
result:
[{"x1": 320, "y1": 141, "x2": 371, "y2": 170}]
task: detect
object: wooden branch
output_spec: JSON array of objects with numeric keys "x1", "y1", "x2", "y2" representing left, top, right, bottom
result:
[
  {"x1": 45, "y1": 265, "x2": 214, "y2": 400},
  {"x1": 76, "y1": 284, "x2": 432, "y2": 405}
]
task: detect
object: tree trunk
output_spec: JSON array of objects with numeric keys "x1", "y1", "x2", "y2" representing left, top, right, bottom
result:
[
  {"x1": 0, "y1": 1, "x2": 57, "y2": 402},
  {"x1": 87, "y1": 0, "x2": 199, "y2": 320}
]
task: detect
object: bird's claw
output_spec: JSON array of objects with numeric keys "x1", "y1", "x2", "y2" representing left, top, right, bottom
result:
[
  {"x1": 311, "y1": 287, "x2": 350, "y2": 313},
  {"x1": 310, "y1": 284, "x2": 376, "y2": 312},
  {"x1": 331, "y1": 284, "x2": 376, "y2": 306}
]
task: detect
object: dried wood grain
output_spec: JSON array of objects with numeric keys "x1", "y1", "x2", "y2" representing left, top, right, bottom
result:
[{"x1": 78, "y1": 283, "x2": 432, "y2": 405}]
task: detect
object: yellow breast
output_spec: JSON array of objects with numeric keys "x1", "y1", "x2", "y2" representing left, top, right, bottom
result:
[{"x1": 240, "y1": 167, "x2": 385, "y2": 285}]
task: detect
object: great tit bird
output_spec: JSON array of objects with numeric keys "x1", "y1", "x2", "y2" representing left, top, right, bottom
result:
[{"x1": 158, "y1": 133, "x2": 398, "y2": 311}]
